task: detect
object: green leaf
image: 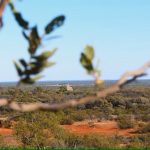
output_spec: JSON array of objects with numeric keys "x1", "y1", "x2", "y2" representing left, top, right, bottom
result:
[
  {"x1": 32, "y1": 49, "x2": 57, "y2": 61},
  {"x1": 44, "y1": 61, "x2": 56, "y2": 67},
  {"x1": 31, "y1": 75, "x2": 43, "y2": 81},
  {"x1": 20, "y1": 77, "x2": 34, "y2": 84},
  {"x1": 80, "y1": 53, "x2": 93, "y2": 72},
  {"x1": 39, "y1": 61, "x2": 56, "y2": 68},
  {"x1": 19, "y1": 59, "x2": 28, "y2": 69},
  {"x1": 20, "y1": 75, "x2": 43, "y2": 84},
  {"x1": 24, "y1": 65, "x2": 43, "y2": 75},
  {"x1": 14, "y1": 12, "x2": 29, "y2": 29},
  {"x1": 28, "y1": 26, "x2": 41, "y2": 55},
  {"x1": 45, "y1": 15, "x2": 65, "y2": 34},
  {"x1": 25, "y1": 59, "x2": 55, "y2": 76},
  {"x1": 80, "y1": 53, "x2": 91, "y2": 66},
  {"x1": 13, "y1": 61, "x2": 23, "y2": 77},
  {"x1": 84, "y1": 45, "x2": 94, "y2": 61},
  {"x1": 30, "y1": 61, "x2": 55, "y2": 68},
  {"x1": 9, "y1": 2, "x2": 29, "y2": 29}
]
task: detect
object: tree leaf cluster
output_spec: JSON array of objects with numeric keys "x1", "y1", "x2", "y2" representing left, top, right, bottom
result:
[
  {"x1": 7, "y1": 1, "x2": 65, "y2": 84},
  {"x1": 80, "y1": 45, "x2": 100, "y2": 77},
  {"x1": 14, "y1": 49, "x2": 56, "y2": 84}
]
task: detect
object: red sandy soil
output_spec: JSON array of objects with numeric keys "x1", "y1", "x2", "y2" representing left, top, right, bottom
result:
[
  {"x1": 0, "y1": 128, "x2": 12, "y2": 135},
  {"x1": 0, "y1": 128, "x2": 20, "y2": 147},
  {"x1": 63, "y1": 120, "x2": 136, "y2": 136},
  {"x1": 0, "y1": 120, "x2": 136, "y2": 147}
]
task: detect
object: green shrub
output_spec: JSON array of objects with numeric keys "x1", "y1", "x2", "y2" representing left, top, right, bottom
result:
[
  {"x1": 59, "y1": 86, "x2": 67, "y2": 92},
  {"x1": 138, "y1": 122, "x2": 150, "y2": 133},
  {"x1": 82, "y1": 133, "x2": 119, "y2": 148},
  {"x1": 141, "y1": 114, "x2": 150, "y2": 122},
  {"x1": 62, "y1": 109, "x2": 88, "y2": 122},
  {"x1": 128, "y1": 134, "x2": 150, "y2": 148},
  {"x1": 60, "y1": 117, "x2": 74, "y2": 125},
  {"x1": 117, "y1": 115, "x2": 135, "y2": 129},
  {"x1": 13, "y1": 111, "x2": 81, "y2": 148},
  {"x1": 14, "y1": 112, "x2": 62, "y2": 148},
  {"x1": 72, "y1": 110, "x2": 87, "y2": 121}
]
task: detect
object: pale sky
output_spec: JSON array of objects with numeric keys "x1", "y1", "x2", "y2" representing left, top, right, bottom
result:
[{"x1": 0, "y1": 0, "x2": 150, "y2": 82}]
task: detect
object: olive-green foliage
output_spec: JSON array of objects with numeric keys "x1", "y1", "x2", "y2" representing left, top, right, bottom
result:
[
  {"x1": 60, "y1": 116, "x2": 74, "y2": 125},
  {"x1": 127, "y1": 134, "x2": 150, "y2": 148},
  {"x1": 71, "y1": 110, "x2": 88, "y2": 121},
  {"x1": 3, "y1": 1, "x2": 65, "y2": 84},
  {"x1": 14, "y1": 112, "x2": 68, "y2": 148},
  {"x1": 136, "y1": 114, "x2": 150, "y2": 122},
  {"x1": 15, "y1": 112, "x2": 119, "y2": 148},
  {"x1": 80, "y1": 45, "x2": 100, "y2": 78},
  {"x1": 81, "y1": 133, "x2": 120, "y2": 148},
  {"x1": 14, "y1": 114, "x2": 122, "y2": 148},
  {"x1": 1, "y1": 85, "x2": 150, "y2": 148},
  {"x1": 59, "y1": 86, "x2": 67, "y2": 93},
  {"x1": 138, "y1": 122, "x2": 150, "y2": 133},
  {"x1": 117, "y1": 115, "x2": 135, "y2": 129},
  {"x1": 80, "y1": 45, "x2": 94, "y2": 73}
]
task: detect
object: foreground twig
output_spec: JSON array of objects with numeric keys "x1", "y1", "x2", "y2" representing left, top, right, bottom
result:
[
  {"x1": 0, "y1": 60, "x2": 150, "y2": 112},
  {"x1": 0, "y1": 0, "x2": 7, "y2": 17},
  {"x1": 0, "y1": 0, "x2": 8, "y2": 26}
]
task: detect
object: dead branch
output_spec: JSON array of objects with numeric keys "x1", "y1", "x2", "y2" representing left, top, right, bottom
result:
[
  {"x1": 0, "y1": 0, "x2": 8, "y2": 27},
  {"x1": 0, "y1": 0, "x2": 8, "y2": 17},
  {"x1": 0, "y1": 60, "x2": 150, "y2": 112}
]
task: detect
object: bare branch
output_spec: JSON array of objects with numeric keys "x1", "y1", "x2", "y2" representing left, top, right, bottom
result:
[
  {"x1": 0, "y1": 0, "x2": 7, "y2": 16},
  {"x1": 0, "y1": 60, "x2": 150, "y2": 112},
  {"x1": 0, "y1": 0, "x2": 8, "y2": 17},
  {"x1": 0, "y1": 0, "x2": 8, "y2": 27}
]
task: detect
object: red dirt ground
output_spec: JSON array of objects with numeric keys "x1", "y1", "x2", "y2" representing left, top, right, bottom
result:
[
  {"x1": 63, "y1": 120, "x2": 136, "y2": 136},
  {"x1": 0, "y1": 120, "x2": 136, "y2": 147},
  {"x1": 0, "y1": 128, "x2": 20, "y2": 147},
  {"x1": 0, "y1": 128, "x2": 12, "y2": 135}
]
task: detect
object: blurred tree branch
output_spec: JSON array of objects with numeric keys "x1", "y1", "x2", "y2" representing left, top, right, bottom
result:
[
  {"x1": 0, "y1": 0, "x2": 7, "y2": 17},
  {"x1": 0, "y1": 0, "x2": 8, "y2": 27},
  {"x1": 0, "y1": 60, "x2": 150, "y2": 112}
]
